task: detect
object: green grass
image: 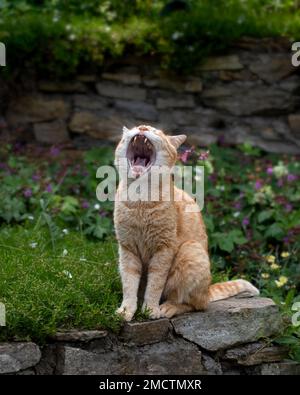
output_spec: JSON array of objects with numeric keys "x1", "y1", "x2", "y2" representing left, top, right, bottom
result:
[{"x1": 0, "y1": 225, "x2": 122, "y2": 342}]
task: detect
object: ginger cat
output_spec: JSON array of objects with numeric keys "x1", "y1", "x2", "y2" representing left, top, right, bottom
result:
[{"x1": 114, "y1": 125, "x2": 259, "y2": 321}]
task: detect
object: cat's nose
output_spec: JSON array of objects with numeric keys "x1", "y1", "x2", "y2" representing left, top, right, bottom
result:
[{"x1": 138, "y1": 125, "x2": 149, "y2": 133}]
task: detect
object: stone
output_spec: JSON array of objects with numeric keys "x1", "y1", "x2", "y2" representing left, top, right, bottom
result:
[
  {"x1": 115, "y1": 100, "x2": 158, "y2": 121},
  {"x1": 288, "y1": 114, "x2": 300, "y2": 138},
  {"x1": 184, "y1": 78, "x2": 203, "y2": 93},
  {"x1": 77, "y1": 75, "x2": 97, "y2": 83},
  {"x1": 69, "y1": 111, "x2": 102, "y2": 134},
  {"x1": 202, "y1": 84, "x2": 295, "y2": 116},
  {"x1": 120, "y1": 319, "x2": 170, "y2": 345},
  {"x1": 0, "y1": 343, "x2": 41, "y2": 374},
  {"x1": 251, "y1": 361, "x2": 300, "y2": 375},
  {"x1": 202, "y1": 354, "x2": 223, "y2": 375},
  {"x1": 156, "y1": 96, "x2": 195, "y2": 109},
  {"x1": 255, "y1": 141, "x2": 300, "y2": 154},
  {"x1": 96, "y1": 81, "x2": 146, "y2": 101},
  {"x1": 39, "y1": 81, "x2": 87, "y2": 93},
  {"x1": 51, "y1": 330, "x2": 108, "y2": 343},
  {"x1": 69, "y1": 110, "x2": 126, "y2": 141},
  {"x1": 73, "y1": 94, "x2": 108, "y2": 111},
  {"x1": 223, "y1": 342, "x2": 288, "y2": 366},
  {"x1": 33, "y1": 120, "x2": 69, "y2": 144},
  {"x1": 62, "y1": 339, "x2": 204, "y2": 375},
  {"x1": 171, "y1": 297, "x2": 284, "y2": 351},
  {"x1": 278, "y1": 75, "x2": 300, "y2": 92},
  {"x1": 219, "y1": 69, "x2": 258, "y2": 81},
  {"x1": 7, "y1": 96, "x2": 70, "y2": 125},
  {"x1": 102, "y1": 72, "x2": 141, "y2": 85},
  {"x1": 249, "y1": 54, "x2": 295, "y2": 83},
  {"x1": 199, "y1": 55, "x2": 243, "y2": 71}
]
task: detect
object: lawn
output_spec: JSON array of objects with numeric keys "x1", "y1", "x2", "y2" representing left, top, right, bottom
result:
[
  {"x1": 0, "y1": 227, "x2": 122, "y2": 342},
  {"x1": 1, "y1": 0, "x2": 300, "y2": 77},
  {"x1": 0, "y1": 141, "x2": 299, "y2": 358}
]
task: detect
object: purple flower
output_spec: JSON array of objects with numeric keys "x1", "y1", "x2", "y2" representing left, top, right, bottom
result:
[
  {"x1": 82, "y1": 201, "x2": 89, "y2": 209},
  {"x1": 45, "y1": 184, "x2": 52, "y2": 193},
  {"x1": 50, "y1": 146, "x2": 60, "y2": 157},
  {"x1": 287, "y1": 174, "x2": 297, "y2": 183},
  {"x1": 266, "y1": 167, "x2": 273, "y2": 175},
  {"x1": 234, "y1": 201, "x2": 242, "y2": 210},
  {"x1": 283, "y1": 236, "x2": 290, "y2": 245},
  {"x1": 254, "y1": 180, "x2": 263, "y2": 190},
  {"x1": 180, "y1": 149, "x2": 192, "y2": 163},
  {"x1": 23, "y1": 188, "x2": 32, "y2": 198},
  {"x1": 277, "y1": 179, "x2": 284, "y2": 187},
  {"x1": 199, "y1": 150, "x2": 210, "y2": 161},
  {"x1": 242, "y1": 217, "x2": 250, "y2": 226},
  {"x1": 284, "y1": 203, "x2": 293, "y2": 212},
  {"x1": 32, "y1": 174, "x2": 40, "y2": 181}
]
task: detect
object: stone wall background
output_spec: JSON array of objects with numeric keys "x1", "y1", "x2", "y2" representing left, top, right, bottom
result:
[{"x1": 1, "y1": 38, "x2": 300, "y2": 153}]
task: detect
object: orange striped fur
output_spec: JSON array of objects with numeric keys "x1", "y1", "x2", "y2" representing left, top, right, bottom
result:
[{"x1": 114, "y1": 126, "x2": 259, "y2": 321}]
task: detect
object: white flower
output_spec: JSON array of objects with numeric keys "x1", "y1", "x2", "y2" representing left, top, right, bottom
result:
[
  {"x1": 28, "y1": 215, "x2": 34, "y2": 221},
  {"x1": 29, "y1": 242, "x2": 38, "y2": 249},
  {"x1": 69, "y1": 34, "x2": 76, "y2": 41},
  {"x1": 79, "y1": 257, "x2": 87, "y2": 262},
  {"x1": 62, "y1": 229, "x2": 69, "y2": 235},
  {"x1": 62, "y1": 270, "x2": 73, "y2": 279},
  {"x1": 233, "y1": 211, "x2": 240, "y2": 218},
  {"x1": 216, "y1": 185, "x2": 225, "y2": 191},
  {"x1": 53, "y1": 16, "x2": 59, "y2": 23},
  {"x1": 172, "y1": 31, "x2": 183, "y2": 40},
  {"x1": 65, "y1": 24, "x2": 72, "y2": 31},
  {"x1": 94, "y1": 203, "x2": 100, "y2": 210},
  {"x1": 62, "y1": 249, "x2": 68, "y2": 256},
  {"x1": 273, "y1": 161, "x2": 288, "y2": 178}
]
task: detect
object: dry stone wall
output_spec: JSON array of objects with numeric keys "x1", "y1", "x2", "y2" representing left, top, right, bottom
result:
[
  {"x1": 1, "y1": 296, "x2": 300, "y2": 375},
  {"x1": 1, "y1": 38, "x2": 300, "y2": 153}
]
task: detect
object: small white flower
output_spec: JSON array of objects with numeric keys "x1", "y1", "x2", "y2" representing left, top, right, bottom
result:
[
  {"x1": 172, "y1": 31, "x2": 183, "y2": 40},
  {"x1": 65, "y1": 24, "x2": 72, "y2": 31},
  {"x1": 62, "y1": 270, "x2": 73, "y2": 279},
  {"x1": 69, "y1": 34, "x2": 76, "y2": 41},
  {"x1": 94, "y1": 203, "x2": 100, "y2": 210},
  {"x1": 29, "y1": 242, "x2": 38, "y2": 249},
  {"x1": 233, "y1": 212, "x2": 240, "y2": 218},
  {"x1": 79, "y1": 257, "x2": 87, "y2": 262},
  {"x1": 62, "y1": 229, "x2": 69, "y2": 235},
  {"x1": 62, "y1": 249, "x2": 68, "y2": 256},
  {"x1": 28, "y1": 215, "x2": 34, "y2": 221},
  {"x1": 53, "y1": 16, "x2": 59, "y2": 23},
  {"x1": 216, "y1": 185, "x2": 225, "y2": 191}
]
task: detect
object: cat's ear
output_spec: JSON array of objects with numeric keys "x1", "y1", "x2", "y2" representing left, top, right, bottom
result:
[
  {"x1": 168, "y1": 134, "x2": 187, "y2": 149},
  {"x1": 122, "y1": 126, "x2": 130, "y2": 135}
]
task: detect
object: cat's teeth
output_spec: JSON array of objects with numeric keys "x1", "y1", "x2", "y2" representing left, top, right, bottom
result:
[
  {"x1": 133, "y1": 136, "x2": 137, "y2": 144},
  {"x1": 145, "y1": 138, "x2": 148, "y2": 143}
]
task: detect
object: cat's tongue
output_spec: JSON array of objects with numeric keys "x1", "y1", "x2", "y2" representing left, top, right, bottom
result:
[
  {"x1": 131, "y1": 157, "x2": 147, "y2": 177},
  {"x1": 134, "y1": 157, "x2": 147, "y2": 166}
]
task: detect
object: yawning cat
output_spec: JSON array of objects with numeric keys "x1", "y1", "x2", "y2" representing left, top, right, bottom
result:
[{"x1": 114, "y1": 125, "x2": 259, "y2": 321}]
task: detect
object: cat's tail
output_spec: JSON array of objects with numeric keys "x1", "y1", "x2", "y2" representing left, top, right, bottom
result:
[{"x1": 208, "y1": 279, "x2": 259, "y2": 302}]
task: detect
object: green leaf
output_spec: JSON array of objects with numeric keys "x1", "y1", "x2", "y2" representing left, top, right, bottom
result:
[
  {"x1": 258, "y1": 210, "x2": 274, "y2": 223},
  {"x1": 265, "y1": 223, "x2": 284, "y2": 239},
  {"x1": 61, "y1": 196, "x2": 79, "y2": 215}
]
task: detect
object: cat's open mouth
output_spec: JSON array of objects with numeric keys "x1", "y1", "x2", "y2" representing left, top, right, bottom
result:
[{"x1": 127, "y1": 134, "x2": 155, "y2": 177}]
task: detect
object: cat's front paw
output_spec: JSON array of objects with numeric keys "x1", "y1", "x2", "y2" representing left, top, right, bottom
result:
[
  {"x1": 116, "y1": 303, "x2": 136, "y2": 322},
  {"x1": 143, "y1": 304, "x2": 163, "y2": 320}
]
